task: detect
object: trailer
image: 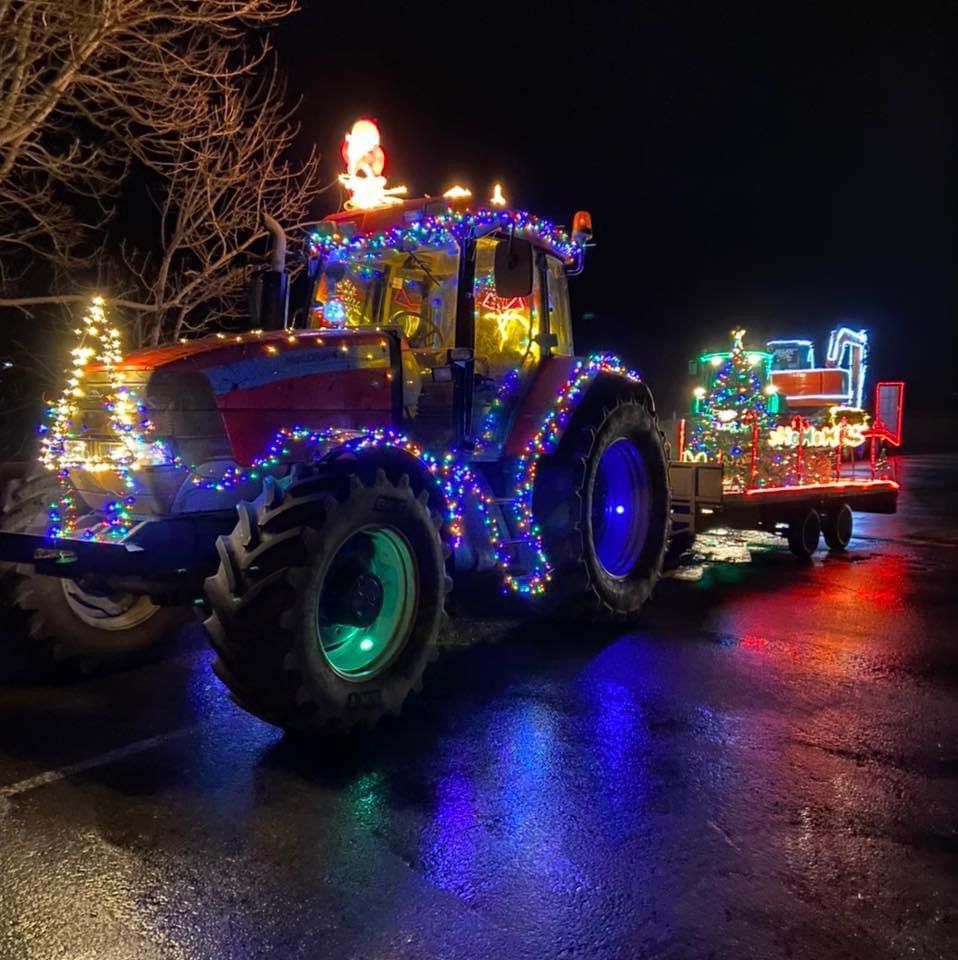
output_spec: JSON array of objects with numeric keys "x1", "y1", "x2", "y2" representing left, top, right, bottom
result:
[
  {"x1": 672, "y1": 332, "x2": 903, "y2": 556},
  {"x1": 670, "y1": 462, "x2": 899, "y2": 557}
]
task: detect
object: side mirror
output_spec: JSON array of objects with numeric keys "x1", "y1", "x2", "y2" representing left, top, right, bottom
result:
[{"x1": 494, "y1": 236, "x2": 533, "y2": 299}]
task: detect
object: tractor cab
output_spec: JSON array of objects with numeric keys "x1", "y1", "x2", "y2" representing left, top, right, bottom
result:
[{"x1": 306, "y1": 196, "x2": 589, "y2": 449}]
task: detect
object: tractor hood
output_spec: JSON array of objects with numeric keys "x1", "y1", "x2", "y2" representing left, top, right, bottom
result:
[{"x1": 91, "y1": 328, "x2": 400, "y2": 468}]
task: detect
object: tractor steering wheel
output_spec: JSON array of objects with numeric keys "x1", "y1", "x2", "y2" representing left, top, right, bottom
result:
[{"x1": 389, "y1": 310, "x2": 444, "y2": 351}]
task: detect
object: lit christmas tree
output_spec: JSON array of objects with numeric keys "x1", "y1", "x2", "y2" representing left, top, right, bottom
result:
[
  {"x1": 686, "y1": 328, "x2": 777, "y2": 491},
  {"x1": 38, "y1": 296, "x2": 164, "y2": 539}
]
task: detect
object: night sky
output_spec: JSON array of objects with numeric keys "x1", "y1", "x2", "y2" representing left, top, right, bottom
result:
[{"x1": 279, "y1": 1, "x2": 953, "y2": 434}]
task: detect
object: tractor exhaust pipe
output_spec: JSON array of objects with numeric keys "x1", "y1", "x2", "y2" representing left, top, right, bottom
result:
[
  {"x1": 253, "y1": 213, "x2": 289, "y2": 330},
  {"x1": 263, "y1": 212, "x2": 287, "y2": 271}
]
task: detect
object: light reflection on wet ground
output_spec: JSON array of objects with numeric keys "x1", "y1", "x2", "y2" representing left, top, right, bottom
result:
[{"x1": 0, "y1": 455, "x2": 956, "y2": 959}]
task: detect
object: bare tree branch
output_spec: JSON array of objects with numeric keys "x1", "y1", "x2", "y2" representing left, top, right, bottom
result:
[{"x1": 1, "y1": 0, "x2": 318, "y2": 327}]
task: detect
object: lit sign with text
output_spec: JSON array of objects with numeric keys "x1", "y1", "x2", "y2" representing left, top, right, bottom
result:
[{"x1": 767, "y1": 422, "x2": 866, "y2": 449}]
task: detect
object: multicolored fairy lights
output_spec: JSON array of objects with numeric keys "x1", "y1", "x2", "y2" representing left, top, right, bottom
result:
[
  {"x1": 39, "y1": 297, "x2": 164, "y2": 539},
  {"x1": 35, "y1": 152, "x2": 624, "y2": 595},
  {"x1": 171, "y1": 423, "x2": 516, "y2": 582},
  {"x1": 310, "y1": 207, "x2": 582, "y2": 267},
  {"x1": 685, "y1": 329, "x2": 777, "y2": 492},
  {"x1": 684, "y1": 326, "x2": 895, "y2": 494},
  {"x1": 499, "y1": 353, "x2": 643, "y2": 594},
  {"x1": 39, "y1": 308, "x2": 642, "y2": 597},
  {"x1": 173, "y1": 352, "x2": 641, "y2": 596}
]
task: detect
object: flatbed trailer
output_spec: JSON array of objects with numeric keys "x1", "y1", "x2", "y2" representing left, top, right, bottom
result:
[{"x1": 669, "y1": 461, "x2": 899, "y2": 556}]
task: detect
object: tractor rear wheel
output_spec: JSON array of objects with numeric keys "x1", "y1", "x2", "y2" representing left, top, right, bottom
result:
[
  {"x1": 535, "y1": 395, "x2": 671, "y2": 618},
  {"x1": 203, "y1": 466, "x2": 448, "y2": 732},
  {"x1": 0, "y1": 472, "x2": 187, "y2": 671}
]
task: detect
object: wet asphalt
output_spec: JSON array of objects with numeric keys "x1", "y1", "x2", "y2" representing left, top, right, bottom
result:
[{"x1": 1, "y1": 455, "x2": 956, "y2": 960}]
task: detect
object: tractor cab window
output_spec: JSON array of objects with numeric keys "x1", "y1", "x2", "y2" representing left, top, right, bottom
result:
[
  {"x1": 472, "y1": 236, "x2": 541, "y2": 379},
  {"x1": 311, "y1": 244, "x2": 459, "y2": 365}
]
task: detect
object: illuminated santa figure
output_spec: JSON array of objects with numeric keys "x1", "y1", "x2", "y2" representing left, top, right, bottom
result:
[{"x1": 339, "y1": 118, "x2": 407, "y2": 210}]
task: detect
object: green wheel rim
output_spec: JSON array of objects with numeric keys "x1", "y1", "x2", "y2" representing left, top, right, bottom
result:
[{"x1": 317, "y1": 526, "x2": 417, "y2": 681}]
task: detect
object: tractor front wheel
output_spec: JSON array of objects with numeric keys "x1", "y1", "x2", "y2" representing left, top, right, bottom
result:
[{"x1": 204, "y1": 467, "x2": 449, "y2": 732}]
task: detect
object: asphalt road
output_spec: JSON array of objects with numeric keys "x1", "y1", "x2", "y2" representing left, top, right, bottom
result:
[{"x1": 1, "y1": 455, "x2": 956, "y2": 960}]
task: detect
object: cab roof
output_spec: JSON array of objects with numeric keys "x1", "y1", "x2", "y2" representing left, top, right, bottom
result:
[{"x1": 312, "y1": 197, "x2": 582, "y2": 265}]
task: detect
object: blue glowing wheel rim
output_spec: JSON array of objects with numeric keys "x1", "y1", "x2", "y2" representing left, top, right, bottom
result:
[{"x1": 591, "y1": 437, "x2": 650, "y2": 578}]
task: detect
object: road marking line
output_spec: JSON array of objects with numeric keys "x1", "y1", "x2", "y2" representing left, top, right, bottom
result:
[{"x1": 0, "y1": 725, "x2": 198, "y2": 806}]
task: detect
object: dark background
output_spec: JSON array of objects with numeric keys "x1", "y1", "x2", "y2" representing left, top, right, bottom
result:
[
  {"x1": 279, "y1": 0, "x2": 954, "y2": 435},
  {"x1": 0, "y1": 1, "x2": 952, "y2": 458}
]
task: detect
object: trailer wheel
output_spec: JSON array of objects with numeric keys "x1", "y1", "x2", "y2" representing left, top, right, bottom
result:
[
  {"x1": 535, "y1": 394, "x2": 671, "y2": 617},
  {"x1": 203, "y1": 467, "x2": 448, "y2": 732},
  {"x1": 822, "y1": 502, "x2": 853, "y2": 551},
  {"x1": 0, "y1": 472, "x2": 187, "y2": 670},
  {"x1": 786, "y1": 508, "x2": 821, "y2": 558}
]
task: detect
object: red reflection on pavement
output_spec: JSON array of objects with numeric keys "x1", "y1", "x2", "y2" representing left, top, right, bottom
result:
[{"x1": 712, "y1": 551, "x2": 910, "y2": 674}]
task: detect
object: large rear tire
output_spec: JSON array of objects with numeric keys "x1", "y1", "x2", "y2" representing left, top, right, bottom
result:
[
  {"x1": 535, "y1": 392, "x2": 671, "y2": 618},
  {"x1": 0, "y1": 472, "x2": 187, "y2": 670},
  {"x1": 204, "y1": 466, "x2": 449, "y2": 732}
]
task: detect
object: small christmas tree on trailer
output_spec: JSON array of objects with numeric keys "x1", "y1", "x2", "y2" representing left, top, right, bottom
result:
[{"x1": 685, "y1": 328, "x2": 777, "y2": 492}]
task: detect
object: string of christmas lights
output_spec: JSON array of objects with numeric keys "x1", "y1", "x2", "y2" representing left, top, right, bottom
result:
[
  {"x1": 683, "y1": 329, "x2": 885, "y2": 493},
  {"x1": 685, "y1": 329, "x2": 779, "y2": 493},
  {"x1": 39, "y1": 298, "x2": 641, "y2": 597},
  {"x1": 39, "y1": 297, "x2": 160, "y2": 539},
  {"x1": 310, "y1": 208, "x2": 582, "y2": 266},
  {"x1": 498, "y1": 353, "x2": 643, "y2": 594}
]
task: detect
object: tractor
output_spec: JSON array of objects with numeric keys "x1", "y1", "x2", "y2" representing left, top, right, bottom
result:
[{"x1": 0, "y1": 181, "x2": 672, "y2": 730}]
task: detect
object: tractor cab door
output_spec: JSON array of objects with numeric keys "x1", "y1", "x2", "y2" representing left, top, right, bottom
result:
[
  {"x1": 468, "y1": 237, "x2": 544, "y2": 453},
  {"x1": 468, "y1": 240, "x2": 576, "y2": 455},
  {"x1": 472, "y1": 236, "x2": 542, "y2": 378},
  {"x1": 541, "y1": 253, "x2": 574, "y2": 358}
]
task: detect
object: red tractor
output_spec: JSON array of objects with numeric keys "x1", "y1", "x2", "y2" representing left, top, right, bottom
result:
[
  {"x1": 0, "y1": 117, "x2": 904, "y2": 727},
  {"x1": 0, "y1": 191, "x2": 673, "y2": 731}
]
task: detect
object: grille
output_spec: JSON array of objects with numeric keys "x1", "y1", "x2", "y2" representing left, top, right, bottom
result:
[{"x1": 74, "y1": 369, "x2": 151, "y2": 438}]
